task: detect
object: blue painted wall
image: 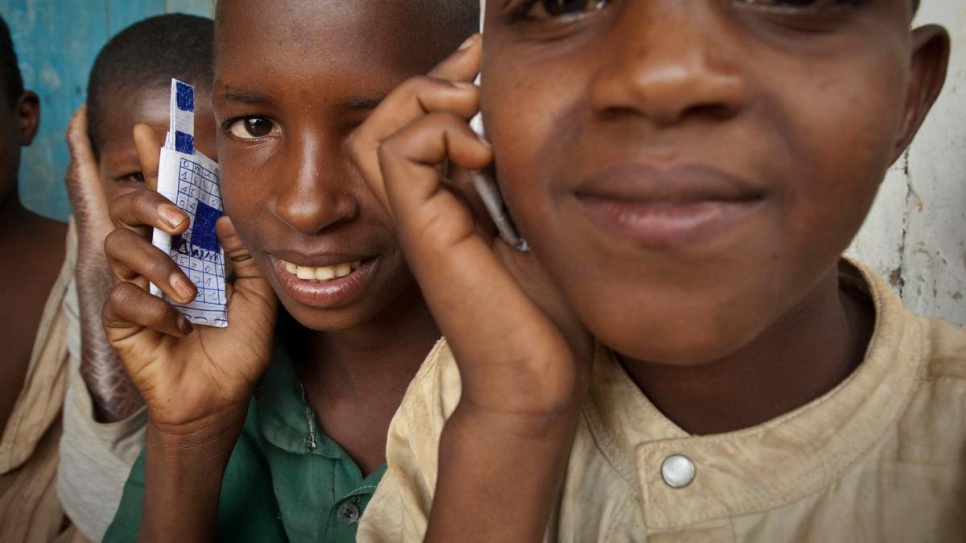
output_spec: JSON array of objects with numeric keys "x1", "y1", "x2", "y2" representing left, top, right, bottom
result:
[{"x1": 1, "y1": 0, "x2": 215, "y2": 221}]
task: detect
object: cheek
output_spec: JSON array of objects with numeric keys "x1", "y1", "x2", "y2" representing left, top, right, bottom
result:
[{"x1": 773, "y1": 56, "x2": 908, "y2": 257}]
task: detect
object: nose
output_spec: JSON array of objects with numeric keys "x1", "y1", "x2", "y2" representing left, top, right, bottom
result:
[
  {"x1": 589, "y1": 0, "x2": 748, "y2": 126},
  {"x1": 272, "y1": 135, "x2": 359, "y2": 234}
]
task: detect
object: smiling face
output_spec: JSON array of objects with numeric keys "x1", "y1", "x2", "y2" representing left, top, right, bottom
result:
[
  {"x1": 214, "y1": 0, "x2": 465, "y2": 331},
  {"x1": 95, "y1": 85, "x2": 216, "y2": 202},
  {"x1": 482, "y1": 0, "x2": 947, "y2": 365}
]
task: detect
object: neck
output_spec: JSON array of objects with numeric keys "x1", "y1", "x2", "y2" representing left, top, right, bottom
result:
[
  {"x1": 0, "y1": 186, "x2": 35, "y2": 242},
  {"x1": 290, "y1": 283, "x2": 439, "y2": 474},
  {"x1": 294, "y1": 283, "x2": 440, "y2": 400},
  {"x1": 620, "y1": 268, "x2": 875, "y2": 436}
]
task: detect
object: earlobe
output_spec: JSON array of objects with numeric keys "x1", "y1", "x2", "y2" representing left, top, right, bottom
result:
[{"x1": 16, "y1": 91, "x2": 40, "y2": 146}]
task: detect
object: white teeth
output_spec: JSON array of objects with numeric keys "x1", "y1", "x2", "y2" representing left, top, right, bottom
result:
[
  {"x1": 281, "y1": 259, "x2": 363, "y2": 283},
  {"x1": 315, "y1": 266, "x2": 335, "y2": 281}
]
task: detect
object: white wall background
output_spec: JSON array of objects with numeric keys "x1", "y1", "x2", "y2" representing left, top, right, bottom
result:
[{"x1": 847, "y1": 0, "x2": 966, "y2": 326}]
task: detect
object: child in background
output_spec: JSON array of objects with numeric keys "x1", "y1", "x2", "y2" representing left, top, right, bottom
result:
[
  {"x1": 57, "y1": 14, "x2": 216, "y2": 542},
  {"x1": 101, "y1": 0, "x2": 477, "y2": 541},
  {"x1": 352, "y1": 0, "x2": 966, "y2": 541},
  {"x1": 0, "y1": 14, "x2": 74, "y2": 542}
]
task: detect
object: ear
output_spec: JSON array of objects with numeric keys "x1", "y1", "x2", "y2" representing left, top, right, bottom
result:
[
  {"x1": 15, "y1": 90, "x2": 40, "y2": 146},
  {"x1": 892, "y1": 25, "x2": 950, "y2": 160}
]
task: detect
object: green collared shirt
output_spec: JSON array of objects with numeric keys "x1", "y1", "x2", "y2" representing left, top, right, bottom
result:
[{"x1": 104, "y1": 342, "x2": 387, "y2": 543}]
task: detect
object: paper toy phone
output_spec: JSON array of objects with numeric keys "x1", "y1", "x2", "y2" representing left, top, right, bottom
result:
[
  {"x1": 469, "y1": 0, "x2": 529, "y2": 252},
  {"x1": 150, "y1": 79, "x2": 229, "y2": 327}
]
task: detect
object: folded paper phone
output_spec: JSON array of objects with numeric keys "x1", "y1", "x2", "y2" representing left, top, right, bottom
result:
[{"x1": 150, "y1": 79, "x2": 228, "y2": 327}]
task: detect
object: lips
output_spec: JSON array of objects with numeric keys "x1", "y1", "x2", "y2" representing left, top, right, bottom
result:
[
  {"x1": 573, "y1": 163, "x2": 765, "y2": 247},
  {"x1": 269, "y1": 253, "x2": 376, "y2": 309}
]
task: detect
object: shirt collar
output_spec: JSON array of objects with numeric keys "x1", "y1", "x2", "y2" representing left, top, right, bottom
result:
[
  {"x1": 583, "y1": 260, "x2": 926, "y2": 529},
  {"x1": 254, "y1": 326, "x2": 354, "y2": 461}
]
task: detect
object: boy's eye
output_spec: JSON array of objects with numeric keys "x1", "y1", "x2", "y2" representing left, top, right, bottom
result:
[
  {"x1": 514, "y1": 0, "x2": 609, "y2": 21},
  {"x1": 735, "y1": 0, "x2": 857, "y2": 10},
  {"x1": 227, "y1": 117, "x2": 276, "y2": 139},
  {"x1": 122, "y1": 172, "x2": 145, "y2": 184}
]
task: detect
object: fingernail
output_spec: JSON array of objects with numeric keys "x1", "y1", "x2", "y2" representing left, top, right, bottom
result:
[
  {"x1": 453, "y1": 81, "x2": 476, "y2": 90},
  {"x1": 458, "y1": 33, "x2": 480, "y2": 51},
  {"x1": 171, "y1": 275, "x2": 195, "y2": 301},
  {"x1": 161, "y1": 205, "x2": 185, "y2": 229},
  {"x1": 177, "y1": 316, "x2": 194, "y2": 336}
]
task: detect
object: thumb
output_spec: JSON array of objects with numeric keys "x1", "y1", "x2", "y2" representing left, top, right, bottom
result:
[{"x1": 216, "y1": 216, "x2": 278, "y2": 318}]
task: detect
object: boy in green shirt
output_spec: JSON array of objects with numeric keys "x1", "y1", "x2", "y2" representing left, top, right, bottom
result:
[{"x1": 101, "y1": 0, "x2": 477, "y2": 541}]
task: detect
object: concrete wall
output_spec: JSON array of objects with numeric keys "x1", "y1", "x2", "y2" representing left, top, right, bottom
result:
[{"x1": 847, "y1": 1, "x2": 966, "y2": 326}]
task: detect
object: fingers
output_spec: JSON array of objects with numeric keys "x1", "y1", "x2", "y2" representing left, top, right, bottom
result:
[
  {"x1": 103, "y1": 282, "x2": 193, "y2": 344},
  {"x1": 215, "y1": 216, "x2": 278, "y2": 340},
  {"x1": 133, "y1": 124, "x2": 162, "y2": 191},
  {"x1": 105, "y1": 228, "x2": 196, "y2": 303},
  {"x1": 377, "y1": 113, "x2": 492, "y2": 231},
  {"x1": 350, "y1": 37, "x2": 483, "y2": 213},
  {"x1": 428, "y1": 33, "x2": 482, "y2": 81},
  {"x1": 110, "y1": 188, "x2": 188, "y2": 239},
  {"x1": 216, "y1": 217, "x2": 274, "y2": 300}
]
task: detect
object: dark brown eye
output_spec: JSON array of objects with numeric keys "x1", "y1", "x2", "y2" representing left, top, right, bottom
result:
[
  {"x1": 228, "y1": 117, "x2": 276, "y2": 139},
  {"x1": 122, "y1": 172, "x2": 146, "y2": 184},
  {"x1": 518, "y1": 0, "x2": 608, "y2": 20}
]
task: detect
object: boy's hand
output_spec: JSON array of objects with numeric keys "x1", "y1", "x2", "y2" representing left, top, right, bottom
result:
[
  {"x1": 64, "y1": 106, "x2": 144, "y2": 422},
  {"x1": 102, "y1": 125, "x2": 279, "y2": 447},
  {"x1": 350, "y1": 35, "x2": 593, "y2": 542}
]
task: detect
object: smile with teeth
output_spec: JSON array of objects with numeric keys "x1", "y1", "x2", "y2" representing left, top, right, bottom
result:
[{"x1": 282, "y1": 259, "x2": 362, "y2": 283}]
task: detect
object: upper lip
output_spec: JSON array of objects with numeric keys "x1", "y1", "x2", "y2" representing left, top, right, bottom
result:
[{"x1": 574, "y1": 163, "x2": 764, "y2": 204}]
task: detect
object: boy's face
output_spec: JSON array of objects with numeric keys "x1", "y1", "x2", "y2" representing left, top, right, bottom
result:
[
  {"x1": 96, "y1": 86, "x2": 216, "y2": 203},
  {"x1": 481, "y1": 0, "x2": 948, "y2": 365},
  {"x1": 214, "y1": 0, "x2": 454, "y2": 331}
]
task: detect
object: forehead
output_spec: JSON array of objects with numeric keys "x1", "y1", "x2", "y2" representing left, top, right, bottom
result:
[
  {"x1": 97, "y1": 85, "x2": 213, "y2": 150},
  {"x1": 216, "y1": 0, "x2": 445, "y2": 84},
  {"x1": 98, "y1": 86, "x2": 169, "y2": 131}
]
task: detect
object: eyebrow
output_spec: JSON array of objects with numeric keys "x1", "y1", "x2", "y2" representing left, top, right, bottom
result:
[
  {"x1": 342, "y1": 96, "x2": 385, "y2": 111},
  {"x1": 214, "y1": 90, "x2": 267, "y2": 106},
  {"x1": 215, "y1": 90, "x2": 383, "y2": 110}
]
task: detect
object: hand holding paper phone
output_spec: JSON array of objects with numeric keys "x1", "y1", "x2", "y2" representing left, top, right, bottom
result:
[{"x1": 349, "y1": 19, "x2": 593, "y2": 541}]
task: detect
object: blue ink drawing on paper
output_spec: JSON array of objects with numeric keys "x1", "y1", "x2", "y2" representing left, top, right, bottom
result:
[{"x1": 150, "y1": 79, "x2": 228, "y2": 327}]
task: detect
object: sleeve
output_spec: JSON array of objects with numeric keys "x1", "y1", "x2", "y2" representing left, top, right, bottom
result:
[
  {"x1": 57, "y1": 269, "x2": 148, "y2": 542},
  {"x1": 357, "y1": 339, "x2": 463, "y2": 543}
]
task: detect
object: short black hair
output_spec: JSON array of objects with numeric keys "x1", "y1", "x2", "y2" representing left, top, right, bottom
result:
[
  {"x1": 0, "y1": 15, "x2": 24, "y2": 107},
  {"x1": 87, "y1": 13, "x2": 214, "y2": 155}
]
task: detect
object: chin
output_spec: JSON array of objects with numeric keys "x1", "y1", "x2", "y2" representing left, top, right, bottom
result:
[{"x1": 587, "y1": 306, "x2": 767, "y2": 367}]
